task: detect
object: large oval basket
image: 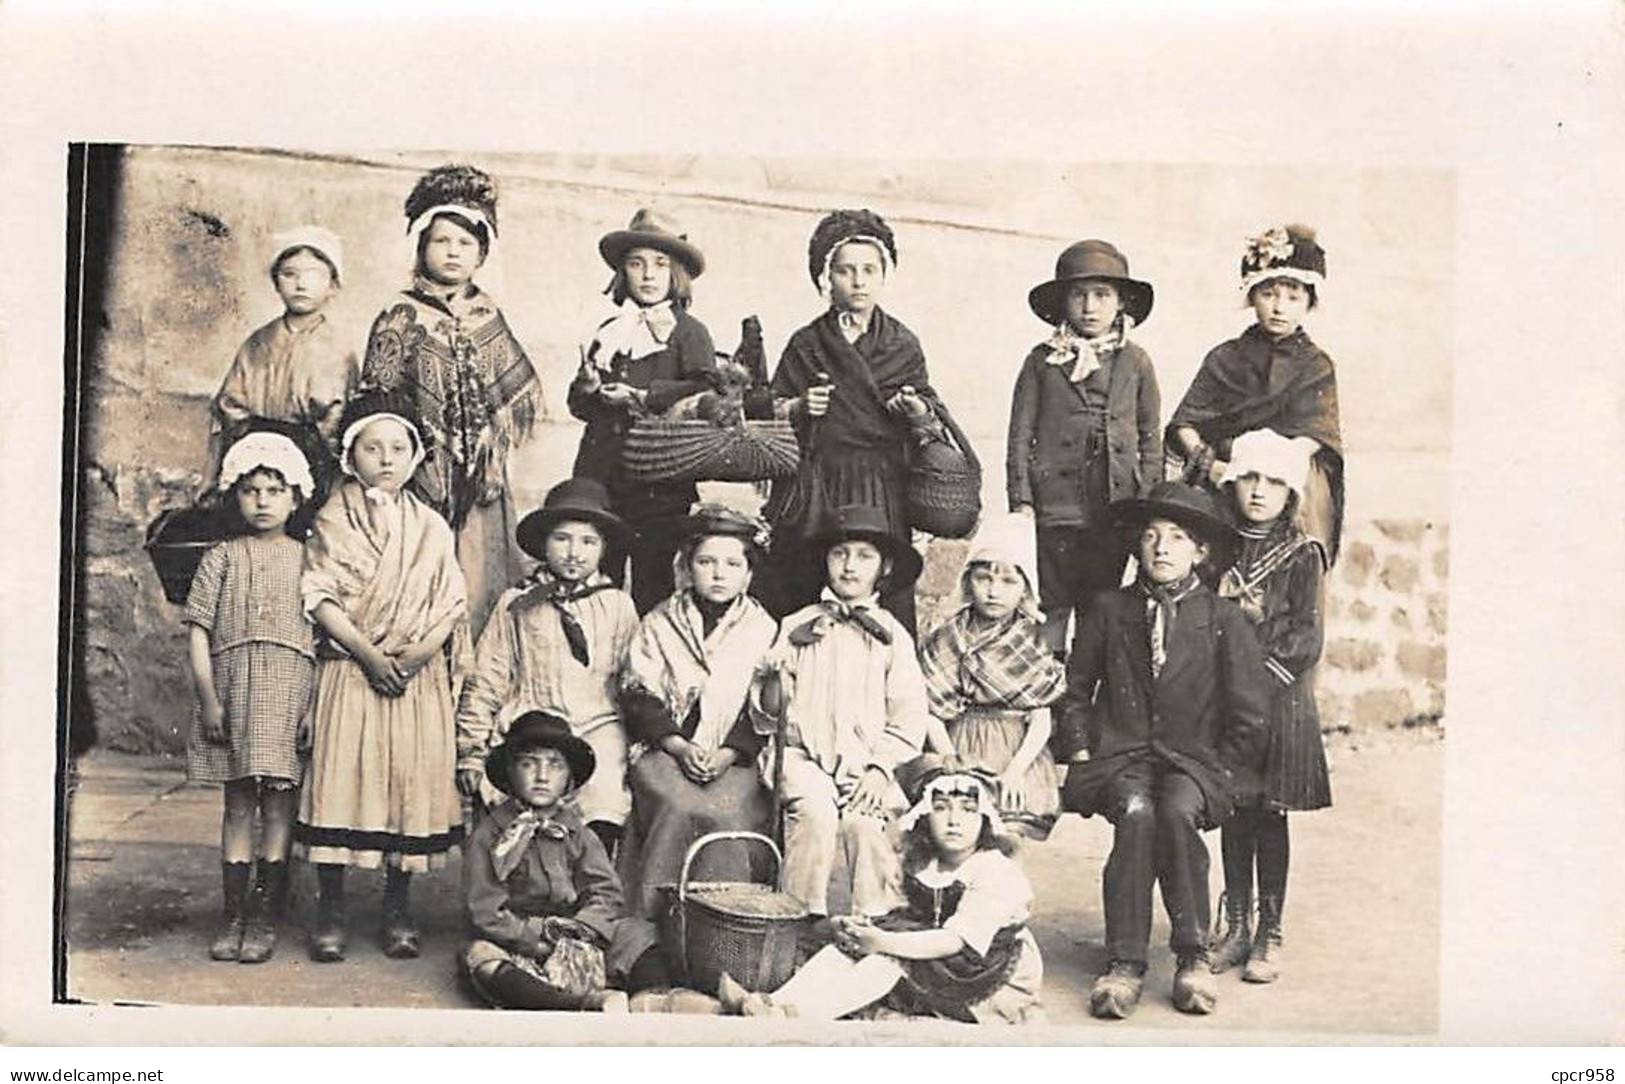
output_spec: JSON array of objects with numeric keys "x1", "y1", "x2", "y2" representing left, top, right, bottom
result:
[
  {"x1": 622, "y1": 418, "x2": 800, "y2": 485},
  {"x1": 143, "y1": 504, "x2": 231, "y2": 605},
  {"x1": 675, "y1": 832, "x2": 808, "y2": 993}
]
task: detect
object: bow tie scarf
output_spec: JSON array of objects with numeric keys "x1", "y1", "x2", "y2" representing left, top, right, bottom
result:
[
  {"x1": 490, "y1": 808, "x2": 571, "y2": 880},
  {"x1": 1042, "y1": 316, "x2": 1130, "y2": 383},
  {"x1": 514, "y1": 573, "x2": 613, "y2": 667},
  {"x1": 787, "y1": 600, "x2": 893, "y2": 647},
  {"x1": 592, "y1": 301, "x2": 678, "y2": 367},
  {"x1": 1138, "y1": 574, "x2": 1202, "y2": 678}
]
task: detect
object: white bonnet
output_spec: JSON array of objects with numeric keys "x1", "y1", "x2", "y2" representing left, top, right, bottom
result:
[
  {"x1": 1220, "y1": 428, "x2": 1319, "y2": 496},
  {"x1": 218, "y1": 432, "x2": 314, "y2": 496},
  {"x1": 270, "y1": 225, "x2": 344, "y2": 283},
  {"x1": 959, "y1": 513, "x2": 1042, "y2": 618}
]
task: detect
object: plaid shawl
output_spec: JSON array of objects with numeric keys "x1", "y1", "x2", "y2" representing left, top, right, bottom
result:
[{"x1": 918, "y1": 608, "x2": 1065, "y2": 720}]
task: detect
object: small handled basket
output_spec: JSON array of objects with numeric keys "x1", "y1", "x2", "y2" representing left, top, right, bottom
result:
[
  {"x1": 676, "y1": 831, "x2": 808, "y2": 994},
  {"x1": 621, "y1": 418, "x2": 800, "y2": 485},
  {"x1": 906, "y1": 405, "x2": 982, "y2": 539},
  {"x1": 143, "y1": 504, "x2": 231, "y2": 605}
]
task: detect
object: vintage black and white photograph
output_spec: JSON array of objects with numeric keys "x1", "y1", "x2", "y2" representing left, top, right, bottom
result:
[{"x1": 56, "y1": 145, "x2": 1453, "y2": 1036}]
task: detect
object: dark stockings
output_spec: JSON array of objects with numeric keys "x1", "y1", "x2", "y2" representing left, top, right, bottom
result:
[
  {"x1": 1221, "y1": 808, "x2": 1291, "y2": 909},
  {"x1": 384, "y1": 865, "x2": 412, "y2": 912}
]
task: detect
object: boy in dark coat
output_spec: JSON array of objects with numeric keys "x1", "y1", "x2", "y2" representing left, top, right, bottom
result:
[
  {"x1": 461, "y1": 711, "x2": 667, "y2": 1010},
  {"x1": 1053, "y1": 481, "x2": 1271, "y2": 1019},
  {"x1": 1008, "y1": 240, "x2": 1163, "y2": 654}
]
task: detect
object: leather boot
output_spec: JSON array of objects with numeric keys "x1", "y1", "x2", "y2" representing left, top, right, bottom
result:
[
  {"x1": 1209, "y1": 890, "x2": 1253, "y2": 973},
  {"x1": 1088, "y1": 960, "x2": 1146, "y2": 1020},
  {"x1": 1244, "y1": 895, "x2": 1283, "y2": 984},
  {"x1": 380, "y1": 869, "x2": 420, "y2": 959},
  {"x1": 238, "y1": 862, "x2": 286, "y2": 964},
  {"x1": 209, "y1": 861, "x2": 251, "y2": 961},
  {"x1": 1172, "y1": 950, "x2": 1218, "y2": 1014}
]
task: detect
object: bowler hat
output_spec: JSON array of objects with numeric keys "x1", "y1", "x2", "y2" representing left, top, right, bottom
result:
[
  {"x1": 485, "y1": 711, "x2": 596, "y2": 797},
  {"x1": 599, "y1": 207, "x2": 705, "y2": 278},
  {"x1": 808, "y1": 503, "x2": 923, "y2": 589},
  {"x1": 1027, "y1": 240, "x2": 1154, "y2": 328},
  {"x1": 515, "y1": 477, "x2": 630, "y2": 561},
  {"x1": 1110, "y1": 481, "x2": 1238, "y2": 566}
]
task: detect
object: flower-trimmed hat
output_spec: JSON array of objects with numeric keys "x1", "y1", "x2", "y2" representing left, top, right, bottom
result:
[
  {"x1": 808, "y1": 503, "x2": 924, "y2": 589},
  {"x1": 1027, "y1": 239, "x2": 1154, "y2": 328},
  {"x1": 599, "y1": 207, "x2": 706, "y2": 278},
  {"x1": 515, "y1": 477, "x2": 630, "y2": 562},
  {"x1": 1111, "y1": 480, "x2": 1238, "y2": 567},
  {"x1": 485, "y1": 711, "x2": 596, "y2": 796},
  {"x1": 1240, "y1": 224, "x2": 1326, "y2": 296},
  {"x1": 807, "y1": 209, "x2": 898, "y2": 290},
  {"x1": 405, "y1": 163, "x2": 499, "y2": 243}
]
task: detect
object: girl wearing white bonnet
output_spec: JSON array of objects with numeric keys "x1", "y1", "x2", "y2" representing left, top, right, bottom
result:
[{"x1": 917, "y1": 514, "x2": 1067, "y2": 840}]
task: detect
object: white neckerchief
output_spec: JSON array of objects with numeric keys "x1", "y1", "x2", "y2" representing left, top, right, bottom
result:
[{"x1": 592, "y1": 299, "x2": 678, "y2": 365}]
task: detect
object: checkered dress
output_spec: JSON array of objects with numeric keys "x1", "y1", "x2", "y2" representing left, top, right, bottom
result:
[{"x1": 183, "y1": 536, "x2": 316, "y2": 785}]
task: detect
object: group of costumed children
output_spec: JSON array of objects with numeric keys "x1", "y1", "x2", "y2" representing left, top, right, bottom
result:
[{"x1": 180, "y1": 160, "x2": 1341, "y2": 1023}]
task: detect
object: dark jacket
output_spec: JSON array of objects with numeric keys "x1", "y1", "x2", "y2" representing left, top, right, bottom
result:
[
  {"x1": 462, "y1": 798, "x2": 659, "y2": 979},
  {"x1": 1053, "y1": 584, "x2": 1271, "y2": 828},
  {"x1": 567, "y1": 309, "x2": 717, "y2": 498},
  {"x1": 1006, "y1": 341, "x2": 1162, "y2": 526}
]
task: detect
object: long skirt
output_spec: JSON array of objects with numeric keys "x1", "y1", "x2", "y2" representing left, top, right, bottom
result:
[
  {"x1": 617, "y1": 752, "x2": 773, "y2": 918},
  {"x1": 947, "y1": 707, "x2": 1060, "y2": 840},
  {"x1": 294, "y1": 652, "x2": 462, "y2": 872}
]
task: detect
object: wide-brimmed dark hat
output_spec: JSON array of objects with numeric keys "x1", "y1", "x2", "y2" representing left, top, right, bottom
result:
[
  {"x1": 516, "y1": 477, "x2": 630, "y2": 561},
  {"x1": 1027, "y1": 239, "x2": 1154, "y2": 328},
  {"x1": 599, "y1": 207, "x2": 705, "y2": 278},
  {"x1": 809, "y1": 503, "x2": 923, "y2": 589},
  {"x1": 486, "y1": 711, "x2": 596, "y2": 796},
  {"x1": 1111, "y1": 481, "x2": 1237, "y2": 565}
]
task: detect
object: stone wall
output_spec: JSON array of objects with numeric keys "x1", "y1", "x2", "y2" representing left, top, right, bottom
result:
[{"x1": 72, "y1": 147, "x2": 1453, "y2": 753}]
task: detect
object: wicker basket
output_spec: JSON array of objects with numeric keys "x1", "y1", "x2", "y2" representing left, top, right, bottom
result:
[
  {"x1": 906, "y1": 406, "x2": 982, "y2": 539},
  {"x1": 621, "y1": 418, "x2": 799, "y2": 485},
  {"x1": 143, "y1": 505, "x2": 231, "y2": 605},
  {"x1": 676, "y1": 832, "x2": 808, "y2": 993}
]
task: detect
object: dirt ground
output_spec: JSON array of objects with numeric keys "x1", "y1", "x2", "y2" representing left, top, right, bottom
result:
[{"x1": 61, "y1": 730, "x2": 1441, "y2": 1036}]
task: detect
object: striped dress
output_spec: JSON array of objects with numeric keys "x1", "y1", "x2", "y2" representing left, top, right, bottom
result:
[{"x1": 183, "y1": 535, "x2": 316, "y2": 785}]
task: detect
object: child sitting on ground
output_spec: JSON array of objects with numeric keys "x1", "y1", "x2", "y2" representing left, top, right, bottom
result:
[
  {"x1": 717, "y1": 758, "x2": 1043, "y2": 1024},
  {"x1": 1055, "y1": 481, "x2": 1271, "y2": 1020},
  {"x1": 918, "y1": 514, "x2": 1067, "y2": 840},
  {"x1": 462, "y1": 711, "x2": 668, "y2": 1011},
  {"x1": 753, "y1": 503, "x2": 930, "y2": 932},
  {"x1": 456, "y1": 477, "x2": 640, "y2": 856}
]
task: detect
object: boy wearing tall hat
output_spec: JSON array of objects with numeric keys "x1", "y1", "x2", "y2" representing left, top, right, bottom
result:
[
  {"x1": 456, "y1": 478, "x2": 639, "y2": 856},
  {"x1": 1008, "y1": 239, "x2": 1164, "y2": 655},
  {"x1": 753, "y1": 503, "x2": 931, "y2": 931},
  {"x1": 461, "y1": 711, "x2": 667, "y2": 1010},
  {"x1": 1053, "y1": 481, "x2": 1271, "y2": 1020}
]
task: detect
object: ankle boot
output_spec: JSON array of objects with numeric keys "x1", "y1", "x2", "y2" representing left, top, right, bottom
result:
[
  {"x1": 309, "y1": 867, "x2": 347, "y2": 963},
  {"x1": 1244, "y1": 896, "x2": 1283, "y2": 983},
  {"x1": 1209, "y1": 890, "x2": 1253, "y2": 973},
  {"x1": 238, "y1": 862, "x2": 287, "y2": 964},
  {"x1": 210, "y1": 861, "x2": 252, "y2": 961},
  {"x1": 380, "y1": 868, "x2": 420, "y2": 959}
]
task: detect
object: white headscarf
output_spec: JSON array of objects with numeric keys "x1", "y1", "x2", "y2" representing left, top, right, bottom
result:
[
  {"x1": 958, "y1": 513, "x2": 1044, "y2": 621},
  {"x1": 270, "y1": 225, "x2": 344, "y2": 283},
  {"x1": 339, "y1": 412, "x2": 427, "y2": 480},
  {"x1": 897, "y1": 770, "x2": 1001, "y2": 833},
  {"x1": 404, "y1": 203, "x2": 505, "y2": 297}
]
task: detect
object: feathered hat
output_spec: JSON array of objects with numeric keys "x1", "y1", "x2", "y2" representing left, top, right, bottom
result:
[
  {"x1": 1239, "y1": 224, "x2": 1326, "y2": 296},
  {"x1": 404, "y1": 163, "x2": 499, "y2": 242},
  {"x1": 807, "y1": 208, "x2": 898, "y2": 289}
]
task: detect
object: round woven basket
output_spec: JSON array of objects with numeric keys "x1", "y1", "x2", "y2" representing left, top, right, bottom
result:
[
  {"x1": 677, "y1": 832, "x2": 808, "y2": 993},
  {"x1": 622, "y1": 419, "x2": 799, "y2": 485},
  {"x1": 906, "y1": 407, "x2": 982, "y2": 539}
]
